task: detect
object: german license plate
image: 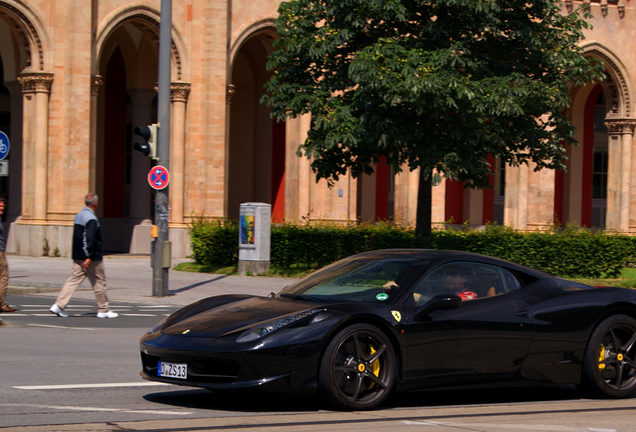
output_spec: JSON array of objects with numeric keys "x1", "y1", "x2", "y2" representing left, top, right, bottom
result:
[{"x1": 158, "y1": 361, "x2": 187, "y2": 379}]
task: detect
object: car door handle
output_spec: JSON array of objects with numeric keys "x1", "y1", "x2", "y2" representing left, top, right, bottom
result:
[{"x1": 516, "y1": 309, "x2": 532, "y2": 318}]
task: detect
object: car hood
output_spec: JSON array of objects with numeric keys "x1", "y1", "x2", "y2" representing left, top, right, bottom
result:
[{"x1": 160, "y1": 296, "x2": 321, "y2": 338}]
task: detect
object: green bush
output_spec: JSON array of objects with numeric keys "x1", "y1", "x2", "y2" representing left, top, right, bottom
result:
[
  {"x1": 189, "y1": 217, "x2": 238, "y2": 267},
  {"x1": 188, "y1": 218, "x2": 636, "y2": 278}
]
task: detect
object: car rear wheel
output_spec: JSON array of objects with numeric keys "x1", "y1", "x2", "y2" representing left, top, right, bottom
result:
[
  {"x1": 318, "y1": 323, "x2": 396, "y2": 410},
  {"x1": 580, "y1": 314, "x2": 636, "y2": 398}
]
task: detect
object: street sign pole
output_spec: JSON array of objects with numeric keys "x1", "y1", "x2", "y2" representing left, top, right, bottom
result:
[{"x1": 153, "y1": 0, "x2": 172, "y2": 297}]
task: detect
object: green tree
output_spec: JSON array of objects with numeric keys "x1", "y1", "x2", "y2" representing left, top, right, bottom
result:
[{"x1": 263, "y1": 0, "x2": 604, "y2": 237}]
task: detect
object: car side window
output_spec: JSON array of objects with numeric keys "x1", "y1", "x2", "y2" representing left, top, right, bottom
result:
[
  {"x1": 410, "y1": 262, "x2": 479, "y2": 305},
  {"x1": 409, "y1": 262, "x2": 520, "y2": 306},
  {"x1": 502, "y1": 268, "x2": 522, "y2": 291}
]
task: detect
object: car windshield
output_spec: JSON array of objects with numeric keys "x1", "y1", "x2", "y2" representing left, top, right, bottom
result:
[{"x1": 278, "y1": 255, "x2": 431, "y2": 304}]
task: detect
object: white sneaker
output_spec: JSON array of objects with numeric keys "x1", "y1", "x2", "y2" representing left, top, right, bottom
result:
[
  {"x1": 49, "y1": 304, "x2": 68, "y2": 318},
  {"x1": 97, "y1": 310, "x2": 118, "y2": 319}
]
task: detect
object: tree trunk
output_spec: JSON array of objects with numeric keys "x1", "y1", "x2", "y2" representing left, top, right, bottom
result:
[{"x1": 415, "y1": 168, "x2": 432, "y2": 239}]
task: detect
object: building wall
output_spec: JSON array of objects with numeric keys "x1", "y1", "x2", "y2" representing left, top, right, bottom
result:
[{"x1": 0, "y1": 0, "x2": 635, "y2": 259}]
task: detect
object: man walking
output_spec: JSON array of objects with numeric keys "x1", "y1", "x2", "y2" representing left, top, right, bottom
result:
[
  {"x1": 0, "y1": 197, "x2": 16, "y2": 313},
  {"x1": 49, "y1": 193, "x2": 117, "y2": 318}
]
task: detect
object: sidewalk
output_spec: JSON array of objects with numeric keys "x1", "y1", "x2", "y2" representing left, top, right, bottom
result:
[{"x1": 6, "y1": 255, "x2": 298, "y2": 307}]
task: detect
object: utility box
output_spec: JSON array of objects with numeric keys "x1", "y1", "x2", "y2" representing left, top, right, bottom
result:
[{"x1": 238, "y1": 202, "x2": 271, "y2": 276}]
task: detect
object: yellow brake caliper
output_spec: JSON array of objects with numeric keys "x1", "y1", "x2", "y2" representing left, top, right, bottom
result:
[
  {"x1": 366, "y1": 345, "x2": 381, "y2": 389},
  {"x1": 598, "y1": 344, "x2": 606, "y2": 370}
]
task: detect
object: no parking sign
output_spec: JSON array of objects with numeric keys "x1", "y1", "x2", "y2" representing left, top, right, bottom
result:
[{"x1": 148, "y1": 165, "x2": 170, "y2": 190}]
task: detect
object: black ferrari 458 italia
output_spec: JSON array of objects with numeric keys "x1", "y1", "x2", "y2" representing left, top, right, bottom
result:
[{"x1": 140, "y1": 249, "x2": 636, "y2": 410}]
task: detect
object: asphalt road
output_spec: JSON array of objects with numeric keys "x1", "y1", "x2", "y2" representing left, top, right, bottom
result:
[{"x1": 2, "y1": 295, "x2": 636, "y2": 432}]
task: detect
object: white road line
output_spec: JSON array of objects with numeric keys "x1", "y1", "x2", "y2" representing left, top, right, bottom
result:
[
  {"x1": 12, "y1": 305, "x2": 48, "y2": 307},
  {"x1": 27, "y1": 324, "x2": 95, "y2": 330},
  {"x1": 403, "y1": 421, "x2": 617, "y2": 432},
  {"x1": 0, "y1": 313, "x2": 29, "y2": 316},
  {"x1": 31, "y1": 314, "x2": 83, "y2": 317},
  {"x1": 138, "y1": 305, "x2": 174, "y2": 308},
  {"x1": 16, "y1": 309, "x2": 56, "y2": 312},
  {"x1": 0, "y1": 403, "x2": 192, "y2": 416},
  {"x1": 14, "y1": 382, "x2": 171, "y2": 390},
  {"x1": 122, "y1": 313, "x2": 158, "y2": 317}
]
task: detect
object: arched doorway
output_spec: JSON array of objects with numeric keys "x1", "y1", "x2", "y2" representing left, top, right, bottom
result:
[
  {"x1": 227, "y1": 31, "x2": 285, "y2": 221},
  {"x1": 0, "y1": 9, "x2": 29, "y2": 231},
  {"x1": 96, "y1": 19, "x2": 159, "y2": 252}
]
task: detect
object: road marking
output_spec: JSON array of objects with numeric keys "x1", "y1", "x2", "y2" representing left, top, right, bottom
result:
[
  {"x1": 27, "y1": 324, "x2": 95, "y2": 330},
  {"x1": 139, "y1": 305, "x2": 174, "y2": 308},
  {"x1": 122, "y1": 313, "x2": 159, "y2": 317},
  {"x1": 14, "y1": 382, "x2": 171, "y2": 390},
  {"x1": 0, "y1": 313, "x2": 29, "y2": 316},
  {"x1": 403, "y1": 421, "x2": 617, "y2": 431},
  {"x1": 0, "y1": 403, "x2": 192, "y2": 416},
  {"x1": 31, "y1": 313, "x2": 83, "y2": 317}
]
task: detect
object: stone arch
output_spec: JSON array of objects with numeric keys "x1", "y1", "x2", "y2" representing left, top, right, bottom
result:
[
  {"x1": 94, "y1": 3, "x2": 188, "y2": 81},
  {"x1": 0, "y1": 0, "x2": 51, "y2": 74},
  {"x1": 582, "y1": 41, "x2": 634, "y2": 120},
  {"x1": 228, "y1": 17, "x2": 278, "y2": 81}
]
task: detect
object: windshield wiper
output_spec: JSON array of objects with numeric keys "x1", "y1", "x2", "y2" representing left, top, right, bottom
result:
[{"x1": 279, "y1": 293, "x2": 326, "y2": 303}]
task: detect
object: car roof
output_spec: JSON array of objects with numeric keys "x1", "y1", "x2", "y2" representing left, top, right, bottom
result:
[{"x1": 349, "y1": 248, "x2": 550, "y2": 278}]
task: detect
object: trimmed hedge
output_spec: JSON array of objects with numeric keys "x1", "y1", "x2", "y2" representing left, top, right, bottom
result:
[
  {"x1": 188, "y1": 218, "x2": 636, "y2": 278},
  {"x1": 189, "y1": 217, "x2": 239, "y2": 267}
]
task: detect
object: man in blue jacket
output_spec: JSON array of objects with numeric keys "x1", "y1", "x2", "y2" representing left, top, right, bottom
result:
[{"x1": 49, "y1": 193, "x2": 117, "y2": 318}]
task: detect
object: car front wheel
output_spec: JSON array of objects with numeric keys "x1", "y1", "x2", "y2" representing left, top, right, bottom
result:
[
  {"x1": 581, "y1": 314, "x2": 636, "y2": 398},
  {"x1": 318, "y1": 323, "x2": 396, "y2": 410}
]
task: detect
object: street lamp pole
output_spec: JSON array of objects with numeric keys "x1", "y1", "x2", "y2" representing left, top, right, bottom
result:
[{"x1": 152, "y1": 0, "x2": 172, "y2": 297}]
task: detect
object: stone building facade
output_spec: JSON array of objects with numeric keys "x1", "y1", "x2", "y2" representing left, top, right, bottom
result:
[{"x1": 0, "y1": 0, "x2": 633, "y2": 258}]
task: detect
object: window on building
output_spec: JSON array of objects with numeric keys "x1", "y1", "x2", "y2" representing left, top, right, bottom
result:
[
  {"x1": 594, "y1": 92, "x2": 607, "y2": 131},
  {"x1": 593, "y1": 148, "x2": 608, "y2": 200}
]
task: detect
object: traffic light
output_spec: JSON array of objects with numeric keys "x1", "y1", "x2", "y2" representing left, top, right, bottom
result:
[{"x1": 133, "y1": 123, "x2": 158, "y2": 160}]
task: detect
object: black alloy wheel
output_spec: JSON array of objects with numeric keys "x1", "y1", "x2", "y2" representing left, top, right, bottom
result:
[
  {"x1": 581, "y1": 314, "x2": 636, "y2": 398},
  {"x1": 319, "y1": 323, "x2": 396, "y2": 410}
]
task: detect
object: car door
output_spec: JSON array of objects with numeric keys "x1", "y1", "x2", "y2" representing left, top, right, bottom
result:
[{"x1": 400, "y1": 261, "x2": 535, "y2": 387}]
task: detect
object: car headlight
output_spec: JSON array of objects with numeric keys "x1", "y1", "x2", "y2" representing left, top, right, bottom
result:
[{"x1": 236, "y1": 309, "x2": 322, "y2": 343}]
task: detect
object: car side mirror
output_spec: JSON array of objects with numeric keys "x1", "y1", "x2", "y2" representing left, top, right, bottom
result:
[{"x1": 415, "y1": 294, "x2": 462, "y2": 320}]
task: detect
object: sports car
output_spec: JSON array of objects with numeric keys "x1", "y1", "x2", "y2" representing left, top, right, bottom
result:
[{"x1": 140, "y1": 249, "x2": 636, "y2": 410}]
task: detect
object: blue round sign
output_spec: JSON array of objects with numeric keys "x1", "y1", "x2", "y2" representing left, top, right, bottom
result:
[
  {"x1": 148, "y1": 165, "x2": 170, "y2": 190},
  {"x1": 0, "y1": 131, "x2": 9, "y2": 161}
]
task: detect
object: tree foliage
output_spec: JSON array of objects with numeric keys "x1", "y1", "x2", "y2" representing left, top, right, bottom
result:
[{"x1": 263, "y1": 0, "x2": 604, "y2": 236}]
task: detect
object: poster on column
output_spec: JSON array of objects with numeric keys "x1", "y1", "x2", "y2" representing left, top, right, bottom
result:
[{"x1": 239, "y1": 206, "x2": 255, "y2": 245}]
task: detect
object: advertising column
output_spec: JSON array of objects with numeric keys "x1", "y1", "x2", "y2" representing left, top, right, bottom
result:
[{"x1": 238, "y1": 203, "x2": 271, "y2": 275}]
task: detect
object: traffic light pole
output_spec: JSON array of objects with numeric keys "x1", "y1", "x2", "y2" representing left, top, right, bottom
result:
[{"x1": 153, "y1": 0, "x2": 172, "y2": 297}]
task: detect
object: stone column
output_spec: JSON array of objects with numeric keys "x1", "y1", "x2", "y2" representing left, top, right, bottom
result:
[
  {"x1": 90, "y1": 76, "x2": 103, "y2": 192},
  {"x1": 16, "y1": 73, "x2": 53, "y2": 224},
  {"x1": 504, "y1": 163, "x2": 528, "y2": 230},
  {"x1": 606, "y1": 119, "x2": 636, "y2": 232},
  {"x1": 169, "y1": 82, "x2": 191, "y2": 227}
]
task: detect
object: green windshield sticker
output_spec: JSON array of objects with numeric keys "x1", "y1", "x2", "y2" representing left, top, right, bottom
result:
[{"x1": 376, "y1": 293, "x2": 389, "y2": 301}]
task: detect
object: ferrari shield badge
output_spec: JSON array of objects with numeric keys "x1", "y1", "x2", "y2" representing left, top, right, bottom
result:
[{"x1": 391, "y1": 311, "x2": 402, "y2": 322}]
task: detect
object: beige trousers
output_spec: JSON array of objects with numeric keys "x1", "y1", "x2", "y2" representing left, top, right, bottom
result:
[
  {"x1": 55, "y1": 260, "x2": 109, "y2": 313},
  {"x1": 0, "y1": 251, "x2": 8, "y2": 308}
]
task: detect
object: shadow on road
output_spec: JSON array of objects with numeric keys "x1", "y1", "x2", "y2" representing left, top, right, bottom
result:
[
  {"x1": 143, "y1": 383, "x2": 583, "y2": 413},
  {"x1": 143, "y1": 388, "x2": 322, "y2": 412}
]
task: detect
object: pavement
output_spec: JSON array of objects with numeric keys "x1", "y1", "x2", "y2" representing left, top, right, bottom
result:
[{"x1": 4, "y1": 254, "x2": 299, "y2": 308}]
